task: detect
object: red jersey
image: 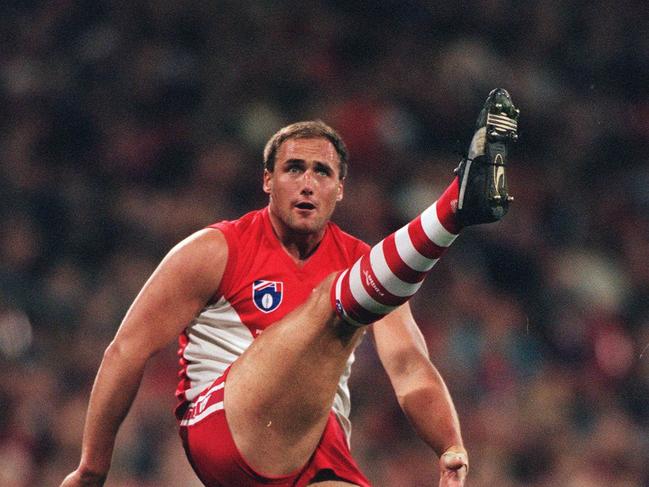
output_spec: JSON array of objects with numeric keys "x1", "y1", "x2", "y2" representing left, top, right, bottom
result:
[{"x1": 176, "y1": 207, "x2": 369, "y2": 437}]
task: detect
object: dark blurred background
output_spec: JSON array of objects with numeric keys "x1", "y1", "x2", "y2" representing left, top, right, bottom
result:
[{"x1": 1, "y1": 1, "x2": 649, "y2": 485}]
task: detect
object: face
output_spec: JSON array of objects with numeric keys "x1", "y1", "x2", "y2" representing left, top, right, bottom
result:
[{"x1": 264, "y1": 137, "x2": 344, "y2": 236}]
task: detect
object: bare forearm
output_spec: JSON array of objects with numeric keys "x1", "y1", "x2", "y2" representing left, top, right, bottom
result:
[
  {"x1": 396, "y1": 362, "x2": 463, "y2": 457},
  {"x1": 78, "y1": 340, "x2": 147, "y2": 477}
]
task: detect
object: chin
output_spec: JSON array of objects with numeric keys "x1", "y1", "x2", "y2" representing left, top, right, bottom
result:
[
  {"x1": 289, "y1": 218, "x2": 325, "y2": 235},
  {"x1": 291, "y1": 223, "x2": 320, "y2": 235}
]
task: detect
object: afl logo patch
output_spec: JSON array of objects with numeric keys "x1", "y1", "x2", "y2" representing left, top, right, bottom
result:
[{"x1": 252, "y1": 280, "x2": 284, "y2": 313}]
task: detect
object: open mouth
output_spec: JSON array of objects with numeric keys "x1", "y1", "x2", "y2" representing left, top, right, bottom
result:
[{"x1": 295, "y1": 202, "x2": 316, "y2": 210}]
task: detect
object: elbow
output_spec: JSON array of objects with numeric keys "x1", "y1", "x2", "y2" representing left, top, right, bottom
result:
[
  {"x1": 393, "y1": 364, "x2": 444, "y2": 407},
  {"x1": 103, "y1": 339, "x2": 126, "y2": 362},
  {"x1": 395, "y1": 383, "x2": 431, "y2": 408},
  {"x1": 77, "y1": 465, "x2": 108, "y2": 484},
  {"x1": 103, "y1": 337, "x2": 151, "y2": 369}
]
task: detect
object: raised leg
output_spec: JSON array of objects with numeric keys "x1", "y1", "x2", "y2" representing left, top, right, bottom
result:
[{"x1": 224, "y1": 273, "x2": 362, "y2": 475}]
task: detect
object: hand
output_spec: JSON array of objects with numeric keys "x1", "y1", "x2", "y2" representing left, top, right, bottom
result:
[
  {"x1": 60, "y1": 468, "x2": 106, "y2": 487},
  {"x1": 438, "y1": 446, "x2": 468, "y2": 487}
]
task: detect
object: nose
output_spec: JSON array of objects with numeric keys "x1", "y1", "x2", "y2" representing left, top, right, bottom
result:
[{"x1": 300, "y1": 170, "x2": 314, "y2": 194}]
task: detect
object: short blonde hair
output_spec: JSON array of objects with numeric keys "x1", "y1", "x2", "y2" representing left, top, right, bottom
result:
[{"x1": 263, "y1": 120, "x2": 348, "y2": 179}]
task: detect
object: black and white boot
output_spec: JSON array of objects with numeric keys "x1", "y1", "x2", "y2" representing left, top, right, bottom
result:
[{"x1": 455, "y1": 88, "x2": 519, "y2": 226}]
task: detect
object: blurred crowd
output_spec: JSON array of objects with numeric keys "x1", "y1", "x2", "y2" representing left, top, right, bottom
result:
[{"x1": 2, "y1": 1, "x2": 649, "y2": 485}]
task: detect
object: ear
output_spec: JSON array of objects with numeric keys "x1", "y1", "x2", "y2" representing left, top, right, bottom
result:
[
  {"x1": 336, "y1": 178, "x2": 344, "y2": 202},
  {"x1": 263, "y1": 169, "x2": 272, "y2": 194}
]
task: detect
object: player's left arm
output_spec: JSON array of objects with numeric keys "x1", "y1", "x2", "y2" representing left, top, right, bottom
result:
[{"x1": 372, "y1": 303, "x2": 468, "y2": 485}]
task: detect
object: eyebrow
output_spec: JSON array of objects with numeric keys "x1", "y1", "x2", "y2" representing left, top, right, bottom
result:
[
  {"x1": 282, "y1": 159, "x2": 338, "y2": 177},
  {"x1": 314, "y1": 162, "x2": 333, "y2": 174},
  {"x1": 285, "y1": 158, "x2": 332, "y2": 168},
  {"x1": 284, "y1": 159, "x2": 334, "y2": 168}
]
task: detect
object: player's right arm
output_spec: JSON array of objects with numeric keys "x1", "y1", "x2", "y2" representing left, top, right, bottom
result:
[{"x1": 60, "y1": 228, "x2": 228, "y2": 487}]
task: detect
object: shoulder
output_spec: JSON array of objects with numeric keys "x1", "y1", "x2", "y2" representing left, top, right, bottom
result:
[
  {"x1": 205, "y1": 208, "x2": 266, "y2": 268},
  {"x1": 166, "y1": 227, "x2": 229, "y2": 279},
  {"x1": 156, "y1": 226, "x2": 232, "y2": 304},
  {"x1": 177, "y1": 227, "x2": 228, "y2": 254},
  {"x1": 200, "y1": 209, "x2": 269, "y2": 298}
]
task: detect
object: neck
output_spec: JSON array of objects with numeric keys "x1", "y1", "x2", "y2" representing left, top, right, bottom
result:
[{"x1": 267, "y1": 209, "x2": 325, "y2": 262}]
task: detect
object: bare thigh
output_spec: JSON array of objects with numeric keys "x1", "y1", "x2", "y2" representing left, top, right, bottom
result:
[{"x1": 223, "y1": 274, "x2": 366, "y2": 476}]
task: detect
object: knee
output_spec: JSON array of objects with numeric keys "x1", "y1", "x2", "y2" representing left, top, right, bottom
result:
[
  {"x1": 312, "y1": 272, "x2": 361, "y2": 331},
  {"x1": 303, "y1": 272, "x2": 364, "y2": 344},
  {"x1": 309, "y1": 272, "x2": 340, "y2": 321},
  {"x1": 316, "y1": 272, "x2": 339, "y2": 293}
]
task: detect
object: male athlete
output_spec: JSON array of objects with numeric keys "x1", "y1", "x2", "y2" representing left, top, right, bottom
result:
[{"x1": 61, "y1": 89, "x2": 518, "y2": 486}]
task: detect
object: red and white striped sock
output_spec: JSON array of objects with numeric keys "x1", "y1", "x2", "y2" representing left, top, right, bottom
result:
[{"x1": 332, "y1": 178, "x2": 461, "y2": 325}]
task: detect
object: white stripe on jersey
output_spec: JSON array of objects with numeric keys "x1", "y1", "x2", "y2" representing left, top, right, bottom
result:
[{"x1": 182, "y1": 298, "x2": 253, "y2": 403}]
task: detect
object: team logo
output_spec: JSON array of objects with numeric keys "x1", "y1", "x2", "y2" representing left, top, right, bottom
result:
[{"x1": 252, "y1": 280, "x2": 284, "y2": 313}]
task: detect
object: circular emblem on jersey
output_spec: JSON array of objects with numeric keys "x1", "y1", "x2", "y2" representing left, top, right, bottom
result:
[{"x1": 252, "y1": 280, "x2": 284, "y2": 313}]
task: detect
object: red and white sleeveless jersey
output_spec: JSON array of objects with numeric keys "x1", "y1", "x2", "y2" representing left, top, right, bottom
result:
[{"x1": 176, "y1": 207, "x2": 369, "y2": 437}]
